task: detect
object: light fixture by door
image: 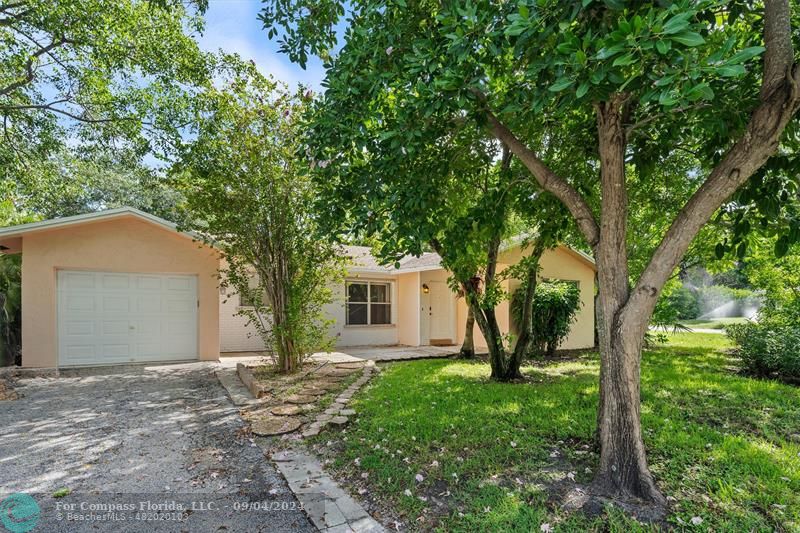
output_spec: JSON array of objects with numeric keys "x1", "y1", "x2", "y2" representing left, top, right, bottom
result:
[{"x1": 422, "y1": 284, "x2": 430, "y2": 294}]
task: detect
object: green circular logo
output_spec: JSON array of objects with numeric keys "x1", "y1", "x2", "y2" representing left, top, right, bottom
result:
[{"x1": 0, "y1": 493, "x2": 40, "y2": 533}]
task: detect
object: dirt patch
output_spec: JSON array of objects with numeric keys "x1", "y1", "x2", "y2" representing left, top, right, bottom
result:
[{"x1": 0, "y1": 378, "x2": 18, "y2": 401}]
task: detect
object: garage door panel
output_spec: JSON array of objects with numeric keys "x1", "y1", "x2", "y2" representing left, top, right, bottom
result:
[
  {"x1": 62, "y1": 271, "x2": 95, "y2": 289},
  {"x1": 137, "y1": 319, "x2": 161, "y2": 336},
  {"x1": 136, "y1": 275, "x2": 162, "y2": 290},
  {"x1": 101, "y1": 320, "x2": 130, "y2": 336},
  {"x1": 137, "y1": 295, "x2": 162, "y2": 313},
  {"x1": 64, "y1": 294, "x2": 96, "y2": 312},
  {"x1": 63, "y1": 344, "x2": 96, "y2": 360},
  {"x1": 102, "y1": 296, "x2": 131, "y2": 313},
  {"x1": 102, "y1": 274, "x2": 130, "y2": 290},
  {"x1": 166, "y1": 276, "x2": 193, "y2": 291},
  {"x1": 166, "y1": 319, "x2": 193, "y2": 336},
  {"x1": 64, "y1": 320, "x2": 94, "y2": 336},
  {"x1": 58, "y1": 271, "x2": 198, "y2": 366},
  {"x1": 167, "y1": 299, "x2": 194, "y2": 313},
  {"x1": 101, "y1": 344, "x2": 130, "y2": 358}
]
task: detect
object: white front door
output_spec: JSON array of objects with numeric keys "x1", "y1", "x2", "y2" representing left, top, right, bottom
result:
[
  {"x1": 428, "y1": 281, "x2": 452, "y2": 342},
  {"x1": 57, "y1": 271, "x2": 198, "y2": 366}
]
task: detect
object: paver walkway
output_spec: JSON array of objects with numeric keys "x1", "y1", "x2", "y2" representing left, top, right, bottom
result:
[{"x1": 272, "y1": 448, "x2": 384, "y2": 532}]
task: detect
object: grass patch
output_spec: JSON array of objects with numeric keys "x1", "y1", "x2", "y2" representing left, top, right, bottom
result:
[
  {"x1": 312, "y1": 333, "x2": 800, "y2": 531},
  {"x1": 682, "y1": 317, "x2": 752, "y2": 330}
]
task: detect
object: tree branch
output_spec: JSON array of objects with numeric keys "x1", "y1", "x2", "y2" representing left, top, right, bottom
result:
[
  {"x1": 0, "y1": 37, "x2": 69, "y2": 98},
  {"x1": 624, "y1": 0, "x2": 800, "y2": 325},
  {"x1": 474, "y1": 92, "x2": 601, "y2": 248}
]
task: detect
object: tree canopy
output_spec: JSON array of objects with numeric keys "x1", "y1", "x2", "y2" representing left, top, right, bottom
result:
[{"x1": 0, "y1": 0, "x2": 213, "y2": 190}]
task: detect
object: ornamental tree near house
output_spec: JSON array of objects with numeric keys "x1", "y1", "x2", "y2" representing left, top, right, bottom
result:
[
  {"x1": 174, "y1": 59, "x2": 345, "y2": 373},
  {"x1": 302, "y1": 85, "x2": 570, "y2": 379},
  {"x1": 262, "y1": 0, "x2": 800, "y2": 506}
]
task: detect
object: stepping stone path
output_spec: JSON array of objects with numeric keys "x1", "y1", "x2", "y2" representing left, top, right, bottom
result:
[
  {"x1": 222, "y1": 361, "x2": 384, "y2": 531},
  {"x1": 230, "y1": 360, "x2": 379, "y2": 440},
  {"x1": 303, "y1": 364, "x2": 377, "y2": 437},
  {"x1": 286, "y1": 394, "x2": 317, "y2": 405},
  {"x1": 298, "y1": 387, "x2": 328, "y2": 396},
  {"x1": 251, "y1": 416, "x2": 302, "y2": 436},
  {"x1": 271, "y1": 404, "x2": 304, "y2": 416}
]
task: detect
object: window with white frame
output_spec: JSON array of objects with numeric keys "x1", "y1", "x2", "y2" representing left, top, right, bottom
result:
[{"x1": 346, "y1": 281, "x2": 392, "y2": 325}]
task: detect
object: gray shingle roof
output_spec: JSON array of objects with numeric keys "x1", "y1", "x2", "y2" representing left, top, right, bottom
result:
[{"x1": 342, "y1": 245, "x2": 442, "y2": 273}]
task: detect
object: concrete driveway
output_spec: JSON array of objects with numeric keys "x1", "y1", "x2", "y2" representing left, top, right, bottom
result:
[{"x1": 0, "y1": 363, "x2": 314, "y2": 532}]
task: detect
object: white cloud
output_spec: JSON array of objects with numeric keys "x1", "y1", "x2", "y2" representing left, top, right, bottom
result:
[{"x1": 198, "y1": 0, "x2": 325, "y2": 91}]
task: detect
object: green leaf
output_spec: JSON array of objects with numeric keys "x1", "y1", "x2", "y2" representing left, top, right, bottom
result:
[
  {"x1": 654, "y1": 74, "x2": 675, "y2": 87},
  {"x1": 576, "y1": 81, "x2": 589, "y2": 98},
  {"x1": 736, "y1": 242, "x2": 747, "y2": 259},
  {"x1": 658, "y1": 89, "x2": 678, "y2": 106},
  {"x1": 726, "y1": 46, "x2": 766, "y2": 65},
  {"x1": 717, "y1": 64, "x2": 746, "y2": 77},
  {"x1": 670, "y1": 31, "x2": 705, "y2": 47},
  {"x1": 612, "y1": 53, "x2": 635, "y2": 67},
  {"x1": 775, "y1": 236, "x2": 789, "y2": 258},
  {"x1": 548, "y1": 78, "x2": 574, "y2": 92},
  {"x1": 655, "y1": 40, "x2": 671, "y2": 55},
  {"x1": 519, "y1": 3, "x2": 530, "y2": 18},
  {"x1": 686, "y1": 82, "x2": 714, "y2": 101},
  {"x1": 595, "y1": 44, "x2": 625, "y2": 59},
  {"x1": 661, "y1": 12, "x2": 692, "y2": 35}
]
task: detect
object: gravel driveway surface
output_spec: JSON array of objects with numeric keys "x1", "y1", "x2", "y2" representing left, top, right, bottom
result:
[{"x1": 0, "y1": 363, "x2": 314, "y2": 532}]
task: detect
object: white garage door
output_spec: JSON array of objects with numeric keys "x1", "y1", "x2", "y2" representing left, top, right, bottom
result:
[{"x1": 57, "y1": 271, "x2": 198, "y2": 366}]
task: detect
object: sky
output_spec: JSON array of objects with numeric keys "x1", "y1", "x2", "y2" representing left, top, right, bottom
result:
[{"x1": 198, "y1": 0, "x2": 328, "y2": 91}]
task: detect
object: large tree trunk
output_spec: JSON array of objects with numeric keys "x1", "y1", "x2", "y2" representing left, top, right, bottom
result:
[
  {"x1": 593, "y1": 283, "x2": 664, "y2": 503},
  {"x1": 591, "y1": 96, "x2": 666, "y2": 504},
  {"x1": 459, "y1": 306, "x2": 476, "y2": 358}
]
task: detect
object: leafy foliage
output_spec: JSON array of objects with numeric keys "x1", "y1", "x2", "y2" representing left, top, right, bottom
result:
[
  {"x1": 174, "y1": 59, "x2": 345, "y2": 372},
  {"x1": 511, "y1": 280, "x2": 581, "y2": 357},
  {"x1": 0, "y1": 0, "x2": 213, "y2": 189},
  {"x1": 727, "y1": 322, "x2": 800, "y2": 380},
  {"x1": 14, "y1": 147, "x2": 184, "y2": 220}
]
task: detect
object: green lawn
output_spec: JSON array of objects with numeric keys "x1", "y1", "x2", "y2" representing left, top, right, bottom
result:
[
  {"x1": 310, "y1": 333, "x2": 800, "y2": 531},
  {"x1": 681, "y1": 317, "x2": 752, "y2": 330}
]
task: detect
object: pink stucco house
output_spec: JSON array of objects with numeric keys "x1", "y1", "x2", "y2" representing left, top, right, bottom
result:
[{"x1": 0, "y1": 207, "x2": 596, "y2": 368}]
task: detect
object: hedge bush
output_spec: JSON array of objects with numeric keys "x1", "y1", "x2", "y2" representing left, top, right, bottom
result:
[
  {"x1": 727, "y1": 321, "x2": 800, "y2": 380},
  {"x1": 511, "y1": 281, "x2": 581, "y2": 357}
]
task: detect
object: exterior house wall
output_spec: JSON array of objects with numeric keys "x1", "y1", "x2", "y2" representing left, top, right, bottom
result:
[
  {"x1": 455, "y1": 246, "x2": 596, "y2": 351},
  {"x1": 20, "y1": 216, "x2": 220, "y2": 368},
  {"x1": 219, "y1": 286, "x2": 267, "y2": 352}
]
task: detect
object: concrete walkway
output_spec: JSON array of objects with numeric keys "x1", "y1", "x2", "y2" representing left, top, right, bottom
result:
[{"x1": 221, "y1": 345, "x2": 456, "y2": 366}]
